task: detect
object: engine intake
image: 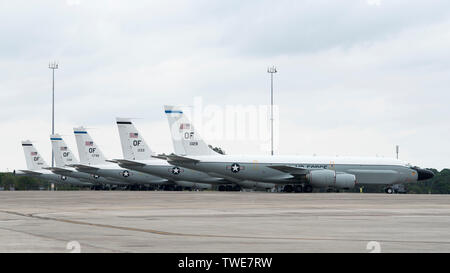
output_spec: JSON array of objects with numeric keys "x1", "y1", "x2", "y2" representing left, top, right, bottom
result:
[{"x1": 307, "y1": 170, "x2": 356, "y2": 189}]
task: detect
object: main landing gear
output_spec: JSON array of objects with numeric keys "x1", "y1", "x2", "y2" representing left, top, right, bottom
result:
[
  {"x1": 283, "y1": 184, "x2": 313, "y2": 193},
  {"x1": 303, "y1": 185, "x2": 313, "y2": 193},
  {"x1": 218, "y1": 185, "x2": 241, "y2": 191},
  {"x1": 283, "y1": 185, "x2": 294, "y2": 192},
  {"x1": 385, "y1": 187, "x2": 394, "y2": 194}
]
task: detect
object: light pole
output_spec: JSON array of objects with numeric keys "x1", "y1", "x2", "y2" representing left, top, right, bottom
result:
[
  {"x1": 48, "y1": 62, "x2": 58, "y2": 191},
  {"x1": 267, "y1": 66, "x2": 277, "y2": 156},
  {"x1": 48, "y1": 62, "x2": 58, "y2": 168}
]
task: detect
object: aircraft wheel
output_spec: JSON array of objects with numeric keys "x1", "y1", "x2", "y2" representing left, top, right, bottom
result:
[
  {"x1": 385, "y1": 187, "x2": 394, "y2": 194},
  {"x1": 225, "y1": 185, "x2": 233, "y2": 191},
  {"x1": 283, "y1": 185, "x2": 293, "y2": 193},
  {"x1": 218, "y1": 185, "x2": 226, "y2": 191},
  {"x1": 166, "y1": 185, "x2": 175, "y2": 191},
  {"x1": 233, "y1": 185, "x2": 241, "y2": 192},
  {"x1": 175, "y1": 186, "x2": 183, "y2": 191},
  {"x1": 294, "y1": 185, "x2": 303, "y2": 193},
  {"x1": 304, "y1": 185, "x2": 313, "y2": 193}
]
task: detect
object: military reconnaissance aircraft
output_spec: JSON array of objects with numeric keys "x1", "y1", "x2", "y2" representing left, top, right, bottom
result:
[
  {"x1": 68, "y1": 127, "x2": 171, "y2": 189},
  {"x1": 45, "y1": 134, "x2": 128, "y2": 189},
  {"x1": 15, "y1": 140, "x2": 91, "y2": 187},
  {"x1": 162, "y1": 105, "x2": 434, "y2": 194},
  {"x1": 111, "y1": 117, "x2": 237, "y2": 191}
]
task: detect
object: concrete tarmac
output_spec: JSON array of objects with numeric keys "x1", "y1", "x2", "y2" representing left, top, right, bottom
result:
[{"x1": 0, "y1": 191, "x2": 449, "y2": 253}]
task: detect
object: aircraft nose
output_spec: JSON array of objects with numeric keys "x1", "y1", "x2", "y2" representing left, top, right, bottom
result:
[{"x1": 417, "y1": 168, "x2": 435, "y2": 181}]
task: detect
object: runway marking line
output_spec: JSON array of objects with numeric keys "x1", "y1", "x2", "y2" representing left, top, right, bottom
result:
[
  {"x1": 1, "y1": 209, "x2": 450, "y2": 246},
  {"x1": 0, "y1": 226, "x2": 127, "y2": 253}
]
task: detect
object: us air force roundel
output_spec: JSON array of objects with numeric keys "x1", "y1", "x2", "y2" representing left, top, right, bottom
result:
[
  {"x1": 172, "y1": 166, "x2": 181, "y2": 175},
  {"x1": 61, "y1": 176, "x2": 67, "y2": 181},
  {"x1": 226, "y1": 163, "x2": 245, "y2": 173},
  {"x1": 231, "y1": 163, "x2": 240, "y2": 173},
  {"x1": 122, "y1": 170, "x2": 130, "y2": 177},
  {"x1": 92, "y1": 174, "x2": 100, "y2": 179}
]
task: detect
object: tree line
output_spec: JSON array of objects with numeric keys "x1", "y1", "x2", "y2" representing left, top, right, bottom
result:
[{"x1": 0, "y1": 173, "x2": 84, "y2": 191}]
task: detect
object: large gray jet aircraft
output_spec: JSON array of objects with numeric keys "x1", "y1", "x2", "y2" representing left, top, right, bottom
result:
[
  {"x1": 45, "y1": 134, "x2": 128, "y2": 187},
  {"x1": 111, "y1": 117, "x2": 236, "y2": 190},
  {"x1": 163, "y1": 106, "x2": 434, "y2": 194},
  {"x1": 15, "y1": 140, "x2": 91, "y2": 187},
  {"x1": 68, "y1": 127, "x2": 170, "y2": 188}
]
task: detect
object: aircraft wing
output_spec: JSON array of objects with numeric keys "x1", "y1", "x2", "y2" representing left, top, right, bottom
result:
[
  {"x1": 43, "y1": 167, "x2": 74, "y2": 175},
  {"x1": 113, "y1": 159, "x2": 147, "y2": 167},
  {"x1": 268, "y1": 165, "x2": 309, "y2": 175},
  {"x1": 166, "y1": 154, "x2": 200, "y2": 164},
  {"x1": 18, "y1": 170, "x2": 43, "y2": 175},
  {"x1": 68, "y1": 164, "x2": 100, "y2": 171}
]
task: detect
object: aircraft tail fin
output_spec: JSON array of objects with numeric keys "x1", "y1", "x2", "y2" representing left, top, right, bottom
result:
[
  {"x1": 21, "y1": 140, "x2": 49, "y2": 170},
  {"x1": 164, "y1": 105, "x2": 218, "y2": 156},
  {"x1": 73, "y1": 127, "x2": 107, "y2": 165},
  {"x1": 50, "y1": 134, "x2": 79, "y2": 167},
  {"x1": 116, "y1": 118, "x2": 154, "y2": 160}
]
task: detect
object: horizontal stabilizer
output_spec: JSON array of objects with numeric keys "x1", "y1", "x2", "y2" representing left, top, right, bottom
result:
[
  {"x1": 68, "y1": 164, "x2": 99, "y2": 171},
  {"x1": 105, "y1": 160, "x2": 119, "y2": 164},
  {"x1": 18, "y1": 170, "x2": 42, "y2": 175},
  {"x1": 43, "y1": 167, "x2": 74, "y2": 174},
  {"x1": 114, "y1": 159, "x2": 147, "y2": 167},
  {"x1": 166, "y1": 154, "x2": 200, "y2": 164},
  {"x1": 151, "y1": 155, "x2": 168, "y2": 160},
  {"x1": 268, "y1": 165, "x2": 309, "y2": 175}
]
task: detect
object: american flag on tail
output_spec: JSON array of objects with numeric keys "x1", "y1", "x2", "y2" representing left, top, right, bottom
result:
[{"x1": 179, "y1": 123, "x2": 191, "y2": 130}]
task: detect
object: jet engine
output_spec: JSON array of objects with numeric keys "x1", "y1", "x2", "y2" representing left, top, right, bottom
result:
[
  {"x1": 335, "y1": 173, "x2": 357, "y2": 189},
  {"x1": 307, "y1": 170, "x2": 356, "y2": 189}
]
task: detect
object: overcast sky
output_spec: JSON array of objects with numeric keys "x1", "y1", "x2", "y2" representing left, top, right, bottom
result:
[{"x1": 1, "y1": 0, "x2": 449, "y2": 171}]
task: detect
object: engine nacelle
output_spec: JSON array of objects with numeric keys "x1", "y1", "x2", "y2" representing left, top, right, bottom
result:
[
  {"x1": 307, "y1": 170, "x2": 356, "y2": 189},
  {"x1": 335, "y1": 173, "x2": 356, "y2": 189},
  {"x1": 307, "y1": 170, "x2": 335, "y2": 188}
]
